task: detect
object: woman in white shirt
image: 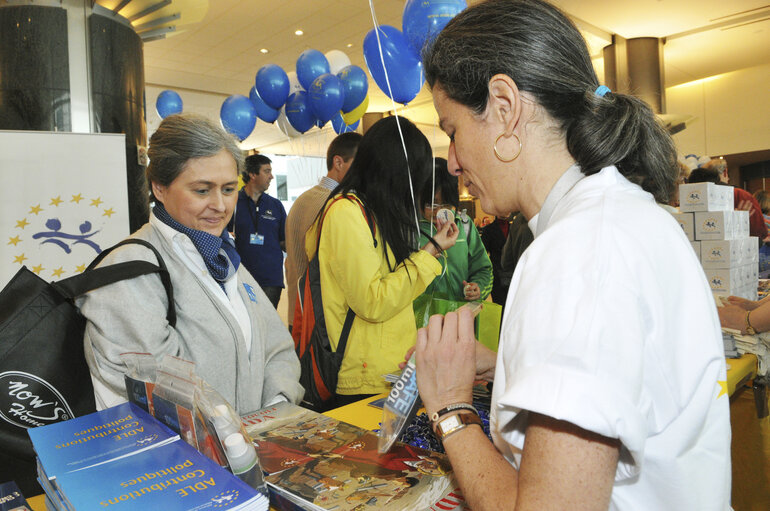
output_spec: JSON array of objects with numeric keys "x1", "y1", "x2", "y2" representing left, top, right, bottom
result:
[{"x1": 414, "y1": 1, "x2": 731, "y2": 509}]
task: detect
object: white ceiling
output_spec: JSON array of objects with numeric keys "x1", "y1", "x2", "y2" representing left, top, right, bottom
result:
[{"x1": 137, "y1": 0, "x2": 770, "y2": 156}]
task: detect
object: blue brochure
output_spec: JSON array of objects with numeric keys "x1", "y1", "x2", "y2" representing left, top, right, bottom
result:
[
  {"x1": 54, "y1": 441, "x2": 267, "y2": 511},
  {"x1": 27, "y1": 402, "x2": 179, "y2": 482}
]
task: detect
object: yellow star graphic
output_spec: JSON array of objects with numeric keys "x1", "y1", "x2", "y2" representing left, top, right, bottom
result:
[
  {"x1": 717, "y1": 380, "x2": 728, "y2": 398},
  {"x1": 90, "y1": 197, "x2": 103, "y2": 207},
  {"x1": 71, "y1": 193, "x2": 83, "y2": 203},
  {"x1": 32, "y1": 264, "x2": 44, "y2": 275},
  {"x1": 13, "y1": 253, "x2": 27, "y2": 264},
  {"x1": 50, "y1": 196, "x2": 63, "y2": 206},
  {"x1": 52, "y1": 267, "x2": 65, "y2": 278},
  {"x1": 29, "y1": 204, "x2": 43, "y2": 215},
  {"x1": 75, "y1": 264, "x2": 86, "y2": 273},
  {"x1": 8, "y1": 235, "x2": 21, "y2": 246},
  {"x1": 15, "y1": 218, "x2": 29, "y2": 229},
  {"x1": 103, "y1": 207, "x2": 115, "y2": 217}
]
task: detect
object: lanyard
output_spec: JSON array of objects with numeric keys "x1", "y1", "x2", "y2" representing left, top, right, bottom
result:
[
  {"x1": 247, "y1": 193, "x2": 262, "y2": 234},
  {"x1": 535, "y1": 164, "x2": 584, "y2": 238}
]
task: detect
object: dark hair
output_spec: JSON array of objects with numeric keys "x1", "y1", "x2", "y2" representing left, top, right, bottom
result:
[
  {"x1": 423, "y1": 0, "x2": 678, "y2": 203},
  {"x1": 326, "y1": 132, "x2": 363, "y2": 170},
  {"x1": 687, "y1": 167, "x2": 721, "y2": 185},
  {"x1": 421, "y1": 158, "x2": 459, "y2": 209},
  {"x1": 243, "y1": 154, "x2": 272, "y2": 182},
  {"x1": 755, "y1": 190, "x2": 770, "y2": 215},
  {"x1": 146, "y1": 113, "x2": 244, "y2": 201},
  {"x1": 334, "y1": 116, "x2": 433, "y2": 269}
]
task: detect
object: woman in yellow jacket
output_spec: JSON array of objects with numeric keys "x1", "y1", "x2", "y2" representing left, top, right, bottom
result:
[{"x1": 305, "y1": 116, "x2": 458, "y2": 406}]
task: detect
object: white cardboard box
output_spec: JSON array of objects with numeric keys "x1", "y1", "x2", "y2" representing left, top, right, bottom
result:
[
  {"x1": 700, "y1": 239, "x2": 743, "y2": 268},
  {"x1": 673, "y1": 212, "x2": 695, "y2": 241},
  {"x1": 704, "y1": 267, "x2": 743, "y2": 294},
  {"x1": 694, "y1": 211, "x2": 748, "y2": 240},
  {"x1": 694, "y1": 211, "x2": 731, "y2": 240},
  {"x1": 679, "y1": 183, "x2": 733, "y2": 212}
]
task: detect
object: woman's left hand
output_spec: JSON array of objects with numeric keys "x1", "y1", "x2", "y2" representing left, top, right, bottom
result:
[
  {"x1": 718, "y1": 303, "x2": 747, "y2": 333},
  {"x1": 415, "y1": 308, "x2": 477, "y2": 418}
]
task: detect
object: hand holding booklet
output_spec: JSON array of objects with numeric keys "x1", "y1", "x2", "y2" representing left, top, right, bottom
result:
[{"x1": 378, "y1": 302, "x2": 484, "y2": 453}]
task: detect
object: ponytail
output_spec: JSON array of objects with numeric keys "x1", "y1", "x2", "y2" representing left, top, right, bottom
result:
[{"x1": 565, "y1": 91, "x2": 678, "y2": 204}]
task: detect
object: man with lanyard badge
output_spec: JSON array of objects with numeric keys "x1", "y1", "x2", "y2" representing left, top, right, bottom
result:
[{"x1": 230, "y1": 154, "x2": 286, "y2": 308}]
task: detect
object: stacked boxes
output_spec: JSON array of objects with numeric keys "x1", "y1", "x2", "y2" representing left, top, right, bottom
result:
[{"x1": 675, "y1": 183, "x2": 758, "y2": 300}]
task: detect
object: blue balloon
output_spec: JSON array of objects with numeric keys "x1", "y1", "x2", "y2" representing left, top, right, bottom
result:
[
  {"x1": 402, "y1": 0, "x2": 467, "y2": 56},
  {"x1": 249, "y1": 86, "x2": 280, "y2": 123},
  {"x1": 308, "y1": 73, "x2": 345, "y2": 123},
  {"x1": 255, "y1": 64, "x2": 290, "y2": 109},
  {"x1": 296, "y1": 49, "x2": 330, "y2": 91},
  {"x1": 363, "y1": 25, "x2": 424, "y2": 105},
  {"x1": 156, "y1": 90, "x2": 183, "y2": 118},
  {"x1": 220, "y1": 94, "x2": 256, "y2": 141},
  {"x1": 331, "y1": 113, "x2": 359, "y2": 135},
  {"x1": 284, "y1": 91, "x2": 315, "y2": 133},
  {"x1": 337, "y1": 65, "x2": 368, "y2": 113},
  {"x1": 315, "y1": 118, "x2": 327, "y2": 129}
]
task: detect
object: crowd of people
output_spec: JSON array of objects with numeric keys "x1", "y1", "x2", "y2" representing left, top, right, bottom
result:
[{"x1": 76, "y1": 0, "x2": 740, "y2": 508}]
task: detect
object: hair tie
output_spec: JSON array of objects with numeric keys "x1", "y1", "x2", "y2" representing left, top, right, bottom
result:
[{"x1": 594, "y1": 85, "x2": 610, "y2": 97}]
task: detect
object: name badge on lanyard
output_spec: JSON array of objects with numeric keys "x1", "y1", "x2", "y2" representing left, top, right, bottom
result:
[{"x1": 250, "y1": 233, "x2": 265, "y2": 245}]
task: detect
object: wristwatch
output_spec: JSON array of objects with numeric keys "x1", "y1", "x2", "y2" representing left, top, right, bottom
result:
[
  {"x1": 434, "y1": 412, "x2": 482, "y2": 442},
  {"x1": 745, "y1": 310, "x2": 757, "y2": 335}
]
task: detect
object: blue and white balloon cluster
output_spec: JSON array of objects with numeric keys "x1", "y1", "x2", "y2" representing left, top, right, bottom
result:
[
  {"x1": 217, "y1": 49, "x2": 368, "y2": 141},
  {"x1": 364, "y1": 0, "x2": 466, "y2": 105},
  {"x1": 155, "y1": 0, "x2": 466, "y2": 142}
]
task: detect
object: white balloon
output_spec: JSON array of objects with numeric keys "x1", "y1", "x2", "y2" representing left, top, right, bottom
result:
[
  {"x1": 325, "y1": 49, "x2": 351, "y2": 75},
  {"x1": 277, "y1": 107, "x2": 301, "y2": 138},
  {"x1": 286, "y1": 71, "x2": 304, "y2": 95}
]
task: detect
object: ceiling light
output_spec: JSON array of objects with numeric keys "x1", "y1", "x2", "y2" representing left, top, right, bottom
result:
[
  {"x1": 260, "y1": 48, "x2": 268, "y2": 54},
  {"x1": 346, "y1": 43, "x2": 353, "y2": 48},
  {"x1": 295, "y1": 29, "x2": 303, "y2": 36}
]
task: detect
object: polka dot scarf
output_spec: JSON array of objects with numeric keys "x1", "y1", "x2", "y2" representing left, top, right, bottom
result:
[{"x1": 154, "y1": 202, "x2": 240, "y2": 292}]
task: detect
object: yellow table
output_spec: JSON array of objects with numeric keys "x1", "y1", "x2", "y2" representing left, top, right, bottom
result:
[
  {"x1": 27, "y1": 359, "x2": 763, "y2": 511},
  {"x1": 726, "y1": 353, "x2": 758, "y2": 397}
]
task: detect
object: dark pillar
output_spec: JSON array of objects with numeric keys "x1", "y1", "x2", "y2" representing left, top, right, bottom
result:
[
  {"x1": 0, "y1": 2, "x2": 148, "y2": 233},
  {"x1": 603, "y1": 36, "x2": 666, "y2": 114}
]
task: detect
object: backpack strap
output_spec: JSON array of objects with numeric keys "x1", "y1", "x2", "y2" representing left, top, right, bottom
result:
[
  {"x1": 52, "y1": 238, "x2": 177, "y2": 327},
  {"x1": 315, "y1": 195, "x2": 377, "y2": 355},
  {"x1": 316, "y1": 194, "x2": 376, "y2": 248}
]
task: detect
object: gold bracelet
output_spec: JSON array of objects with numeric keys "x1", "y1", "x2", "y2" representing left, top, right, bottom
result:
[{"x1": 746, "y1": 310, "x2": 757, "y2": 335}]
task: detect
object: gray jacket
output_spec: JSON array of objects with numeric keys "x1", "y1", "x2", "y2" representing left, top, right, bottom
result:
[{"x1": 77, "y1": 222, "x2": 303, "y2": 414}]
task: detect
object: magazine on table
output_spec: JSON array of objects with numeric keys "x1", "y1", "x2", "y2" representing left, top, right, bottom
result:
[{"x1": 241, "y1": 402, "x2": 468, "y2": 510}]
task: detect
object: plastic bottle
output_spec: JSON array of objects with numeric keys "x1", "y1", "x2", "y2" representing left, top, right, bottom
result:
[
  {"x1": 212, "y1": 404, "x2": 240, "y2": 441},
  {"x1": 224, "y1": 432, "x2": 268, "y2": 497}
]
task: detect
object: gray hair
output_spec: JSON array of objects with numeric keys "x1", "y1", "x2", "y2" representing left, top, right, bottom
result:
[
  {"x1": 146, "y1": 113, "x2": 245, "y2": 195},
  {"x1": 424, "y1": 0, "x2": 678, "y2": 204}
]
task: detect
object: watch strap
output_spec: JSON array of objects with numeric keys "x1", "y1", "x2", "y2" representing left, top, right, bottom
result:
[{"x1": 434, "y1": 412, "x2": 483, "y2": 442}]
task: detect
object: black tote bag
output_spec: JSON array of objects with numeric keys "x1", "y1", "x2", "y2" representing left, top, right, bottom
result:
[{"x1": 0, "y1": 238, "x2": 175, "y2": 495}]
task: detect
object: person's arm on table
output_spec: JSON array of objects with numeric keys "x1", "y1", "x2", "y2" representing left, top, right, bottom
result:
[
  {"x1": 726, "y1": 294, "x2": 770, "y2": 311},
  {"x1": 416, "y1": 309, "x2": 619, "y2": 511},
  {"x1": 720, "y1": 298, "x2": 770, "y2": 334}
]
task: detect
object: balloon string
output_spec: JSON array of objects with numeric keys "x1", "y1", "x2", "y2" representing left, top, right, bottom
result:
[{"x1": 367, "y1": 0, "x2": 422, "y2": 245}]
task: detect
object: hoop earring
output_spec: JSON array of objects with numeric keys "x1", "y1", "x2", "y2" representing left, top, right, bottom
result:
[{"x1": 494, "y1": 132, "x2": 522, "y2": 163}]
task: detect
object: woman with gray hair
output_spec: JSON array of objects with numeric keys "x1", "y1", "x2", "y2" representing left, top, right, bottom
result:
[
  {"x1": 78, "y1": 113, "x2": 303, "y2": 414},
  {"x1": 413, "y1": 0, "x2": 730, "y2": 509}
]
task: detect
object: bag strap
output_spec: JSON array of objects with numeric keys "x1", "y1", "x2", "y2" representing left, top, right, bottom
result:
[
  {"x1": 316, "y1": 195, "x2": 375, "y2": 354},
  {"x1": 52, "y1": 238, "x2": 176, "y2": 327}
]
